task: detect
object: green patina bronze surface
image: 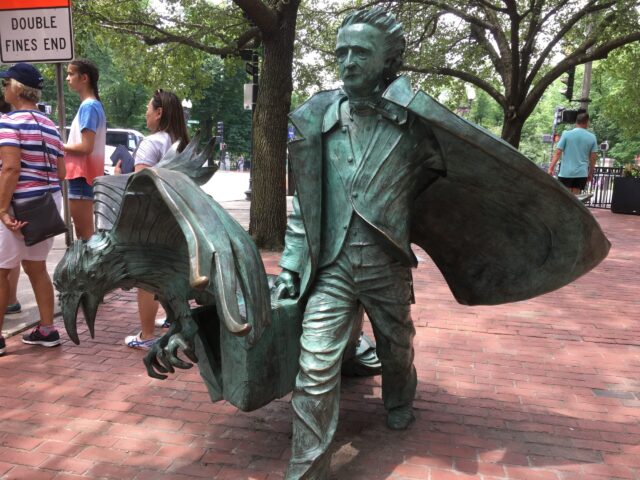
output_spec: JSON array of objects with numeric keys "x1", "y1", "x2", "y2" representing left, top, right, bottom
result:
[
  {"x1": 275, "y1": 7, "x2": 609, "y2": 479},
  {"x1": 53, "y1": 7, "x2": 611, "y2": 480},
  {"x1": 53, "y1": 135, "x2": 372, "y2": 413}
]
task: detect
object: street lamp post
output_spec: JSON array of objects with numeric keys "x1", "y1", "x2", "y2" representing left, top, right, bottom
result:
[
  {"x1": 244, "y1": 51, "x2": 259, "y2": 201},
  {"x1": 465, "y1": 85, "x2": 476, "y2": 121},
  {"x1": 455, "y1": 86, "x2": 476, "y2": 119},
  {"x1": 181, "y1": 98, "x2": 192, "y2": 127}
]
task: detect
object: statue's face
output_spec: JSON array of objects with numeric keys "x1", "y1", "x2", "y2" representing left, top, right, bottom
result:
[{"x1": 336, "y1": 23, "x2": 388, "y2": 98}]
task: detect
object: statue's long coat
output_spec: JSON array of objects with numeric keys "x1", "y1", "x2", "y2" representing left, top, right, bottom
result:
[{"x1": 280, "y1": 76, "x2": 609, "y2": 306}]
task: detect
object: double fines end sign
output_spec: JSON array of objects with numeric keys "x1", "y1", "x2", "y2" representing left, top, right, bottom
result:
[{"x1": 0, "y1": 0, "x2": 74, "y2": 63}]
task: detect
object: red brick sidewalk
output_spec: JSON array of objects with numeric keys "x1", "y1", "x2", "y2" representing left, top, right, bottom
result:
[{"x1": 1, "y1": 209, "x2": 639, "y2": 480}]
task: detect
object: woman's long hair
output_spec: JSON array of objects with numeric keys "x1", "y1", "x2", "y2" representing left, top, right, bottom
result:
[
  {"x1": 152, "y1": 89, "x2": 189, "y2": 152},
  {"x1": 69, "y1": 59, "x2": 100, "y2": 101}
]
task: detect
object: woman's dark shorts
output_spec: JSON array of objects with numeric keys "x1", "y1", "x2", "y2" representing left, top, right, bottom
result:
[{"x1": 68, "y1": 177, "x2": 94, "y2": 200}]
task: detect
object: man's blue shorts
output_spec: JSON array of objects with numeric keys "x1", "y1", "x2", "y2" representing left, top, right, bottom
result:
[{"x1": 67, "y1": 177, "x2": 94, "y2": 200}]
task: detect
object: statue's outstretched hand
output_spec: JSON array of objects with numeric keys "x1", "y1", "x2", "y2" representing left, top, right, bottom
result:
[{"x1": 275, "y1": 269, "x2": 300, "y2": 299}]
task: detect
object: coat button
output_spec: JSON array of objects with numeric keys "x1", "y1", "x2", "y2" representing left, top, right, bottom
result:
[
  {"x1": 342, "y1": 126, "x2": 347, "y2": 133},
  {"x1": 347, "y1": 156, "x2": 353, "y2": 163},
  {"x1": 352, "y1": 192, "x2": 358, "y2": 198}
]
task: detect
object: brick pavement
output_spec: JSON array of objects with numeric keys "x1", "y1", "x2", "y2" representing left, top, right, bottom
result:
[{"x1": 0, "y1": 208, "x2": 639, "y2": 480}]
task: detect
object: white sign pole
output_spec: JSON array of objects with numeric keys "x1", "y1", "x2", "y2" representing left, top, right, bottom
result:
[{"x1": 55, "y1": 62, "x2": 73, "y2": 245}]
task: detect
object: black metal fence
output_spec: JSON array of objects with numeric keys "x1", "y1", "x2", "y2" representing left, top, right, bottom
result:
[{"x1": 585, "y1": 166, "x2": 623, "y2": 209}]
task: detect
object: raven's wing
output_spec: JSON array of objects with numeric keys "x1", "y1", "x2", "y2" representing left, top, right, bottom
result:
[
  {"x1": 94, "y1": 174, "x2": 129, "y2": 231},
  {"x1": 155, "y1": 135, "x2": 218, "y2": 185},
  {"x1": 404, "y1": 91, "x2": 610, "y2": 305},
  {"x1": 93, "y1": 133, "x2": 218, "y2": 232},
  {"x1": 112, "y1": 167, "x2": 271, "y2": 344}
]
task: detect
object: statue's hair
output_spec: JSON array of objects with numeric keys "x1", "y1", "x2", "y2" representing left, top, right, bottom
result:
[{"x1": 339, "y1": 7, "x2": 406, "y2": 83}]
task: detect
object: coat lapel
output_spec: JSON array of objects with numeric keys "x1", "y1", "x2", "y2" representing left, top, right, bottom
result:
[{"x1": 288, "y1": 89, "x2": 343, "y2": 277}]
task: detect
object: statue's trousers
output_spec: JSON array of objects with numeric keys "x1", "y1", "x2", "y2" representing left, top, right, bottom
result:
[{"x1": 286, "y1": 218, "x2": 417, "y2": 479}]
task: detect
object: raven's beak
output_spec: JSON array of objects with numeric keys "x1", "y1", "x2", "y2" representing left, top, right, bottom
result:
[
  {"x1": 61, "y1": 292, "x2": 82, "y2": 345},
  {"x1": 60, "y1": 292, "x2": 101, "y2": 344},
  {"x1": 80, "y1": 293, "x2": 101, "y2": 339}
]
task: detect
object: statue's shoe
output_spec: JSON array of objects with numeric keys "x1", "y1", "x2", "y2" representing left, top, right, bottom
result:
[
  {"x1": 387, "y1": 406, "x2": 415, "y2": 430},
  {"x1": 341, "y1": 332, "x2": 382, "y2": 377}
]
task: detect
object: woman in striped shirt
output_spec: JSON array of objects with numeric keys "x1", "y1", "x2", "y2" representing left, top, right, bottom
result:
[{"x1": 0, "y1": 63, "x2": 66, "y2": 354}]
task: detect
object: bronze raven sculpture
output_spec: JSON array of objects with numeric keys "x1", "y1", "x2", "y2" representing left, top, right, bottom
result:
[{"x1": 53, "y1": 137, "x2": 373, "y2": 411}]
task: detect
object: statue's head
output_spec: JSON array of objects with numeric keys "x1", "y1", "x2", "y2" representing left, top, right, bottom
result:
[{"x1": 336, "y1": 7, "x2": 405, "y2": 98}]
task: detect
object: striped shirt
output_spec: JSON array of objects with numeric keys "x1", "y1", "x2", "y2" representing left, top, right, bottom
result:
[{"x1": 0, "y1": 110, "x2": 63, "y2": 199}]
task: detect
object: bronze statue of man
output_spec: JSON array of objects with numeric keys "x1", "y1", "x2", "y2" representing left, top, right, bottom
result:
[
  {"x1": 276, "y1": 6, "x2": 609, "y2": 479},
  {"x1": 48, "y1": 9, "x2": 608, "y2": 480},
  {"x1": 276, "y1": 8, "x2": 444, "y2": 478}
]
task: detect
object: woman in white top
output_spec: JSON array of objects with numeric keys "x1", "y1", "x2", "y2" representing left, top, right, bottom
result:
[{"x1": 116, "y1": 89, "x2": 189, "y2": 349}]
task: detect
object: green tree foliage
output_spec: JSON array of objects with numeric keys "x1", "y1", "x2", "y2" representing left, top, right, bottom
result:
[
  {"x1": 298, "y1": 0, "x2": 640, "y2": 147},
  {"x1": 35, "y1": 36, "x2": 150, "y2": 132},
  {"x1": 594, "y1": 43, "x2": 640, "y2": 138},
  {"x1": 589, "y1": 43, "x2": 640, "y2": 164},
  {"x1": 73, "y1": 0, "x2": 301, "y2": 249},
  {"x1": 190, "y1": 58, "x2": 253, "y2": 156},
  {"x1": 80, "y1": 37, "x2": 150, "y2": 131}
]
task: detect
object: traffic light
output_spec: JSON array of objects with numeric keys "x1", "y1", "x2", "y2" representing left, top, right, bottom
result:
[
  {"x1": 239, "y1": 49, "x2": 254, "y2": 61},
  {"x1": 560, "y1": 66, "x2": 575, "y2": 101},
  {"x1": 561, "y1": 109, "x2": 578, "y2": 123},
  {"x1": 216, "y1": 121, "x2": 224, "y2": 137}
]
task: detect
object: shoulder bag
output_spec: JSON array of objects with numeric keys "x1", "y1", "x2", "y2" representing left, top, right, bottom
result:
[{"x1": 11, "y1": 112, "x2": 67, "y2": 246}]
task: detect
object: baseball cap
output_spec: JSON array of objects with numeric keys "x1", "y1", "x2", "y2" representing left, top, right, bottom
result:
[{"x1": 0, "y1": 63, "x2": 44, "y2": 90}]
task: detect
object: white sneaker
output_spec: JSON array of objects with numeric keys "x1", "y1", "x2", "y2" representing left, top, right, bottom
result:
[
  {"x1": 154, "y1": 317, "x2": 171, "y2": 328},
  {"x1": 124, "y1": 332, "x2": 156, "y2": 350}
]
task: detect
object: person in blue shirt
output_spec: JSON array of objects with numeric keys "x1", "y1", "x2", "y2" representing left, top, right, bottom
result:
[
  {"x1": 64, "y1": 59, "x2": 107, "y2": 240},
  {"x1": 548, "y1": 112, "x2": 599, "y2": 194}
]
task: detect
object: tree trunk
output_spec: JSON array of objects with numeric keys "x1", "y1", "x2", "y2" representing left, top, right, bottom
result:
[
  {"x1": 201, "y1": 118, "x2": 213, "y2": 142},
  {"x1": 249, "y1": 1, "x2": 300, "y2": 250},
  {"x1": 501, "y1": 113, "x2": 524, "y2": 148}
]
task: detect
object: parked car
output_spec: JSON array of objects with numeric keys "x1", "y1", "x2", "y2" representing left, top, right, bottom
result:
[{"x1": 64, "y1": 127, "x2": 144, "y2": 175}]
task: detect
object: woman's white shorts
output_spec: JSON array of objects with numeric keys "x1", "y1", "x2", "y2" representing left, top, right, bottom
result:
[{"x1": 0, "y1": 192, "x2": 63, "y2": 269}]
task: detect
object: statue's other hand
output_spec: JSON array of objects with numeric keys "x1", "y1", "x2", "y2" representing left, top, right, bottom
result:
[{"x1": 275, "y1": 269, "x2": 299, "y2": 299}]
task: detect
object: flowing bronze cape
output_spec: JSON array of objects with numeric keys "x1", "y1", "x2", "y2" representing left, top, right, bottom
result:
[{"x1": 287, "y1": 76, "x2": 610, "y2": 306}]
